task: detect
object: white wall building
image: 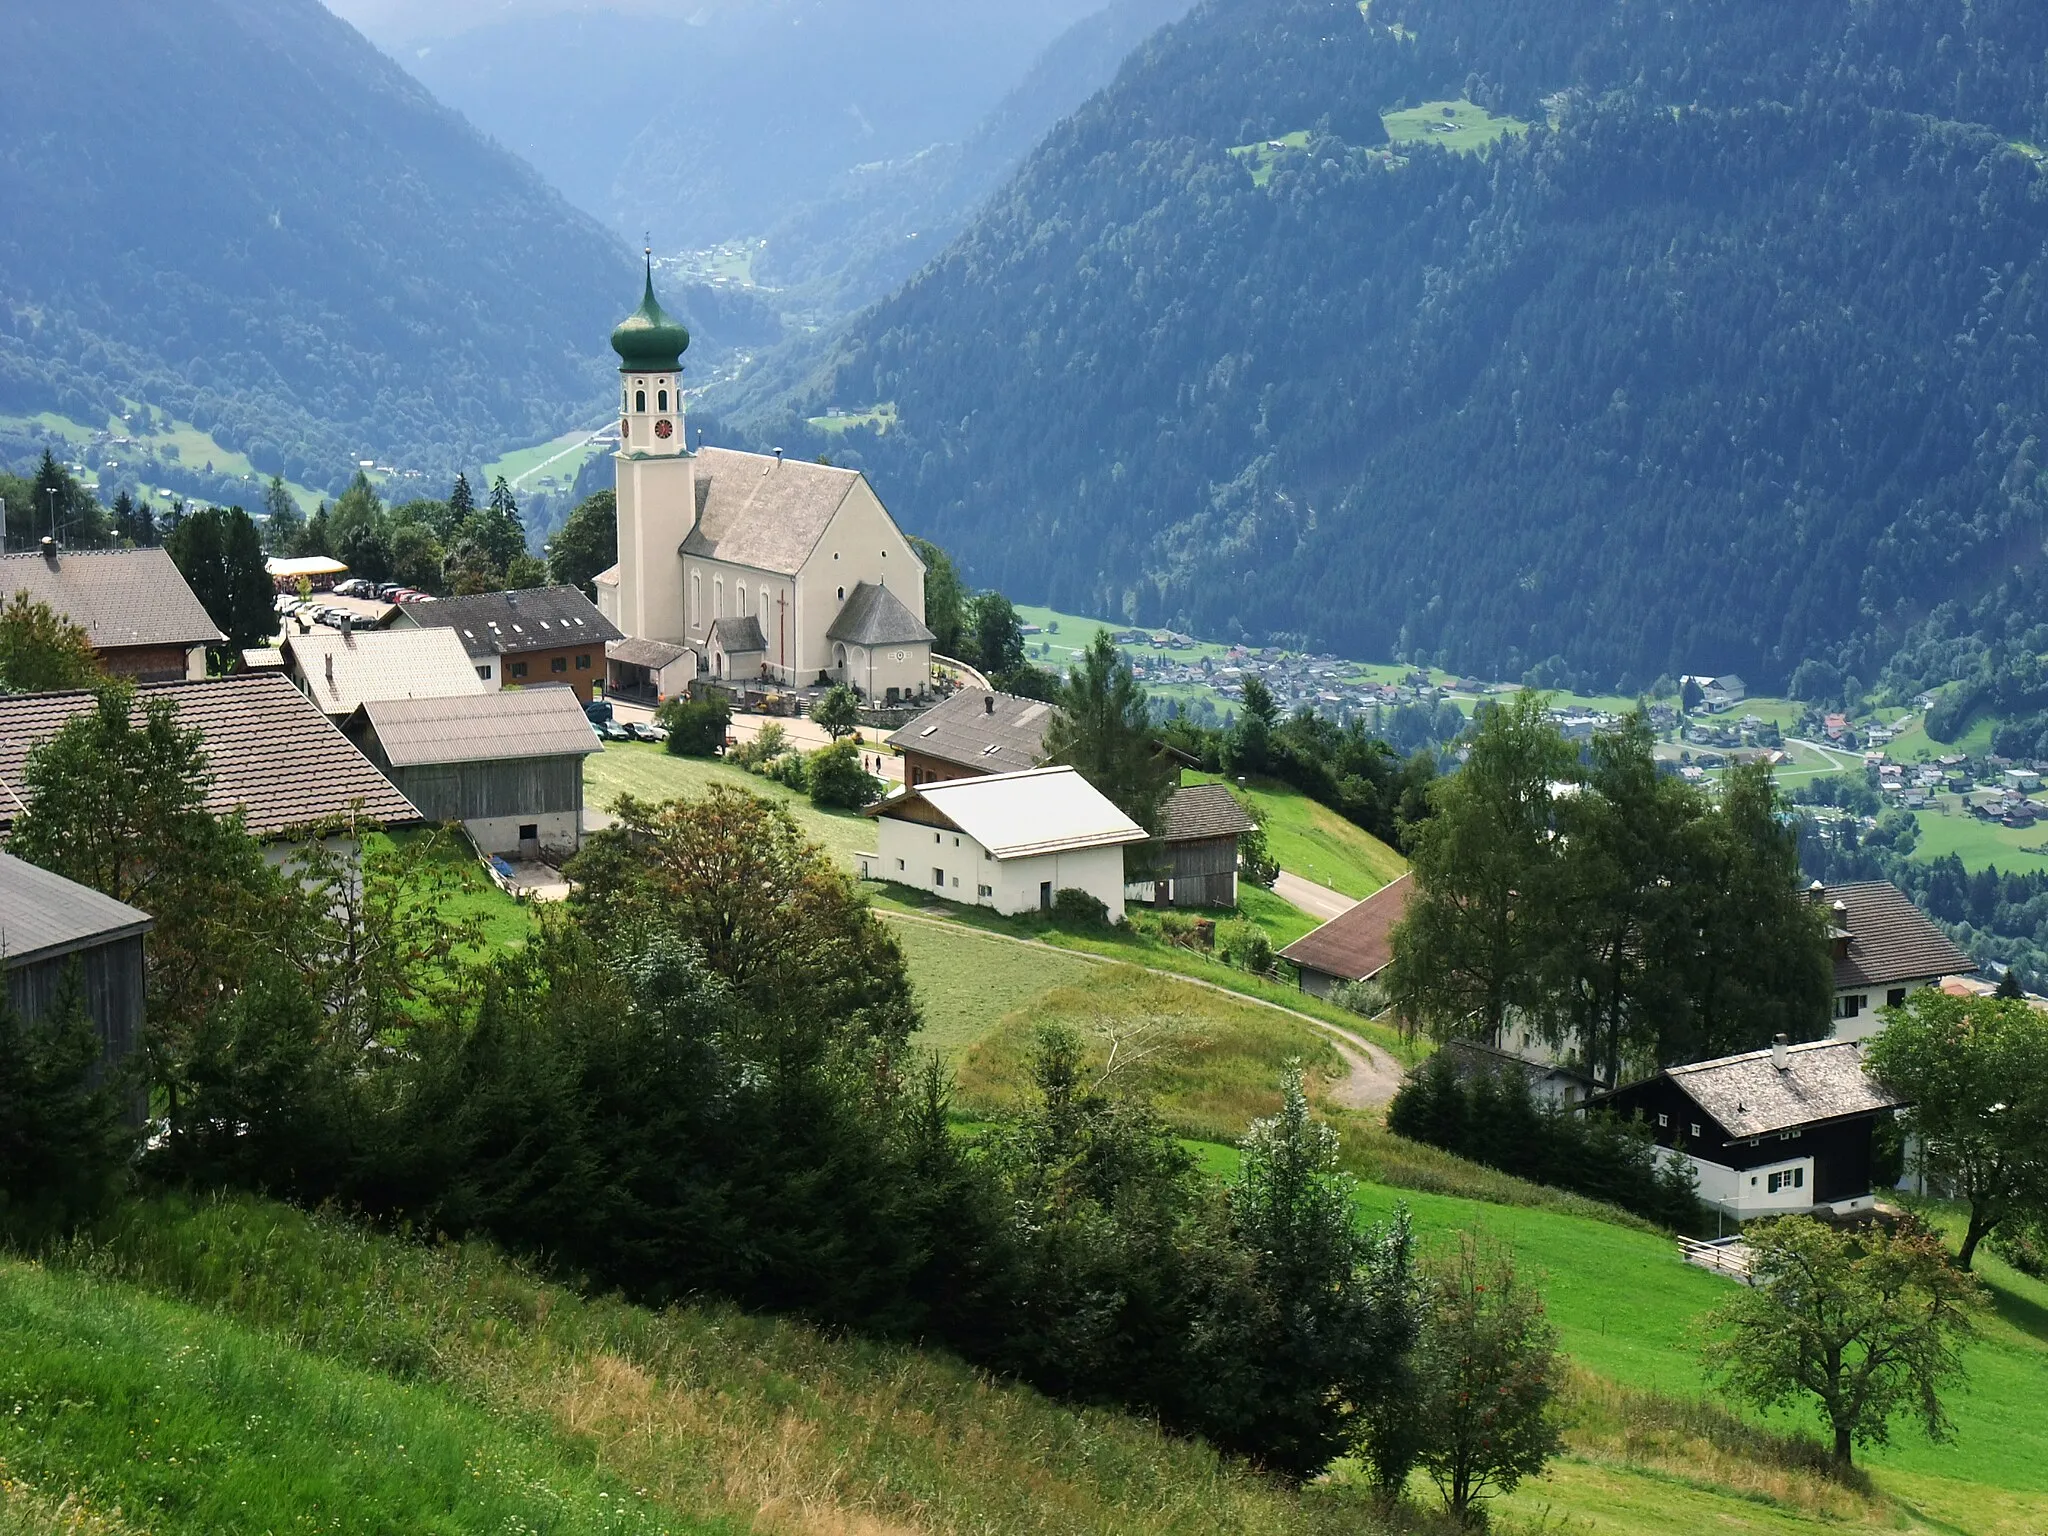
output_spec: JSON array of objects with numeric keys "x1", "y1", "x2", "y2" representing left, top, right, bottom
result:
[
  {"x1": 592, "y1": 261, "x2": 934, "y2": 698},
  {"x1": 858, "y1": 767, "x2": 1148, "y2": 920}
]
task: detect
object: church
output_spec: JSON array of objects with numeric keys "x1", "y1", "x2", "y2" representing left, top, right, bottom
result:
[{"x1": 593, "y1": 263, "x2": 935, "y2": 701}]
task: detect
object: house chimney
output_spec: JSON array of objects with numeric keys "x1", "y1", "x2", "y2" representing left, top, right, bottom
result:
[
  {"x1": 985, "y1": 693, "x2": 995, "y2": 715},
  {"x1": 38, "y1": 535, "x2": 57, "y2": 565},
  {"x1": 1832, "y1": 899, "x2": 1849, "y2": 927},
  {"x1": 324, "y1": 652, "x2": 335, "y2": 689},
  {"x1": 340, "y1": 613, "x2": 353, "y2": 639},
  {"x1": 773, "y1": 446, "x2": 784, "y2": 464},
  {"x1": 1772, "y1": 1033, "x2": 1789, "y2": 1072}
]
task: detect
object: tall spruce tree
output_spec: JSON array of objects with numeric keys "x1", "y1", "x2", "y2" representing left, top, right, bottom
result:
[{"x1": 1044, "y1": 629, "x2": 1174, "y2": 858}]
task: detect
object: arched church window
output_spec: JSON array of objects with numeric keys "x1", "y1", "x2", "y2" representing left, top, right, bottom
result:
[
  {"x1": 737, "y1": 583, "x2": 748, "y2": 616},
  {"x1": 658, "y1": 389, "x2": 669, "y2": 412},
  {"x1": 635, "y1": 389, "x2": 646, "y2": 412},
  {"x1": 715, "y1": 578, "x2": 724, "y2": 616},
  {"x1": 836, "y1": 586, "x2": 845, "y2": 601},
  {"x1": 690, "y1": 572, "x2": 700, "y2": 625}
]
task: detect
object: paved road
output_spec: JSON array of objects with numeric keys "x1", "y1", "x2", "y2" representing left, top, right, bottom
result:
[{"x1": 1273, "y1": 870, "x2": 1356, "y2": 923}]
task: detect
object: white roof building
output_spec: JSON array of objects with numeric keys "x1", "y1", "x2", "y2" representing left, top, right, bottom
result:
[{"x1": 860, "y1": 766, "x2": 1148, "y2": 919}]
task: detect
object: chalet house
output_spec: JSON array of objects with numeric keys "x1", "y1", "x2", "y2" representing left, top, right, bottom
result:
[
  {"x1": 1433, "y1": 1038, "x2": 1598, "y2": 1107},
  {"x1": 0, "y1": 546, "x2": 221, "y2": 680},
  {"x1": 1598, "y1": 1036, "x2": 1903, "y2": 1220},
  {"x1": 0, "y1": 674, "x2": 420, "y2": 845},
  {"x1": 283, "y1": 626, "x2": 486, "y2": 720},
  {"x1": 592, "y1": 268, "x2": 933, "y2": 698},
  {"x1": 1816, "y1": 881, "x2": 1975, "y2": 1037},
  {"x1": 393, "y1": 585, "x2": 622, "y2": 702},
  {"x1": 1133, "y1": 783, "x2": 1257, "y2": 909},
  {"x1": 888, "y1": 689, "x2": 1056, "y2": 787},
  {"x1": 858, "y1": 766, "x2": 1148, "y2": 920},
  {"x1": 1280, "y1": 873, "x2": 1413, "y2": 1000},
  {"x1": 0, "y1": 852, "x2": 151, "y2": 1093},
  {"x1": 348, "y1": 688, "x2": 599, "y2": 860}
]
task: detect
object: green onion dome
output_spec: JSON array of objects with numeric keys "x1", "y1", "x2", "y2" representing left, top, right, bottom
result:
[{"x1": 610, "y1": 258, "x2": 690, "y2": 372}]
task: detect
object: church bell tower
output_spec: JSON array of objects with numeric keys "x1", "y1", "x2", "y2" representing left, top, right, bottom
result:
[{"x1": 611, "y1": 250, "x2": 695, "y2": 643}]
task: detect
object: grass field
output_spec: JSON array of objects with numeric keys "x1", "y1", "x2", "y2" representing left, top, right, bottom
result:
[
  {"x1": 1227, "y1": 129, "x2": 1311, "y2": 186},
  {"x1": 583, "y1": 743, "x2": 878, "y2": 868},
  {"x1": 41, "y1": 1195, "x2": 1372, "y2": 1536},
  {"x1": 1381, "y1": 100, "x2": 1531, "y2": 154},
  {"x1": 1190, "y1": 772, "x2": 1407, "y2": 898},
  {"x1": 370, "y1": 827, "x2": 538, "y2": 952},
  {"x1": 889, "y1": 916, "x2": 1100, "y2": 1061},
  {"x1": 807, "y1": 403, "x2": 898, "y2": 435},
  {"x1": 1910, "y1": 799, "x2": 2048, "y2": 875},
  {"x1": 483, "y1": 425, "x2": 610, "y2": 497}
]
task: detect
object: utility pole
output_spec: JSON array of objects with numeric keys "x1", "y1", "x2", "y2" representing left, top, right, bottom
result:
[{"x1": 46, "y1": 486, "x2": 60, "y2": 545}]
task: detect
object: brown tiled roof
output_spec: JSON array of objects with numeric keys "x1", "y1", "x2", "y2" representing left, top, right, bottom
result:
[
  {"x1": 681, "y1": 448, "x2": 864, "y2": 576},
  {"x1": 1279, "y1": 873, "x2": 1414, "y2": 982},
  {"x1": 887, "y1": 688, "x2": 1055, "y2": 773},
  {"x1": 0, "y1": 675, "x2": 419, "y2": 837},
  {"x1": 1824, "y1": 881, "x2": 1975, "y2": 989},
  {"x1": 0, "y1": 548, "x2": 223, "y2": 649},
  {"x1": 0, "y1": 852, "x2": 153, "y2": 967},
  {"x1": 397, "y1": 585, "x2": 621, "y2": 659},
  {"x1": 357, "y1": 687, "x2": 600, "y2": 769},
  {"x1": 1663, "y1": 1038, "x2": 1902, "y2": 1138},
  {"x1": 1160, "y1": 782, "x2": 1256, "y2": 843}
]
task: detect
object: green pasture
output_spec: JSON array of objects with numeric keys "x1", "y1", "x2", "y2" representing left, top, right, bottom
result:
[
  {"x1": 0, "y1": 1259, "x2": 695, "y2": 1536},
  {"x1": 370, "y1": 826, "x2": 539, "y2": 952},
  {"x1": 1382, "y1": 100, "x2": 1531, "y2": 154},
  {"x1": 583, "y1": 742, "x2": 878, "y2": 868},
  {"x1": 890, "y1": 916, "x2": 1098, "y2": 1061},
  {"x1": 1189, "y1": 772, "x2": 1407, "y2": 899},
  {"x1": 483, "y1": 425, "x2": 608, "y2": 495},
  {"x1": 1910, "y1": 799, "x2": 2048, "y2": 876},
  {"x1": 807, "y1": 402, "x2": 898, "y2": 436},
  {"x1": 1227, "y1": 129, "x2": 1311, "y2": 187}
]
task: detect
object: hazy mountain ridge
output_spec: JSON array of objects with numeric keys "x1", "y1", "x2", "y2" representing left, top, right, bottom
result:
[
  {"x1": 732, "y1": 0, "x2": 2048, "y2": 694},
  {"x1": 0, "y1": 0, "x2": 639, "y2": 492}
]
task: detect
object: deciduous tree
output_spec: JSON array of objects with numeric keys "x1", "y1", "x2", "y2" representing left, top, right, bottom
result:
[
  {"x1": 548, "y1": 489, "x2": 615, "y2": 597},
  {"x1": 1701, "y1": 1215, "x2": 1981, "y2": 1466},
  {"x1": 0, "y1": 592, "x2": 101, "y2": 693},
  {"x1": 910, "y1": 535, "x2": 966, "y2": 657},
  {"x1": 1865, "y1": 990, "x2": 2048, "y2": 1268},
  {"x1": 810, "y1": 682, "x2": 861, "y2": 738}
]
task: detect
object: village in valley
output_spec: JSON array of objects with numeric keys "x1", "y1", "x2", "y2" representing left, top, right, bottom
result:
[{"x1": 4, "y1": 270, "x2": 2046, "y2": 1536}]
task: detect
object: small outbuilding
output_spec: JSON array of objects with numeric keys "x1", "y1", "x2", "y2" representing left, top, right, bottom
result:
[
  {"x1": 1279, "y1": 873, "x2": 1414, "y2": 999},
  {"x1": 826, "y1": 580, "x2": 935, "y2": 702},
  {"x1": 859, "y1": 766, "x2": 1148, "y2": 919},
  {"x1": 1133, "y1": 782, "x2": 1257, "y2": 909},
  {"x1": 349, "y1": 687, "x2": 600, "y2": 860},
  {"x1": 887, "y1": 688, "x2": 1056, "y2": 787},
  {"x1": 708, "y1": 615, "x2": 770, "y2": 681},
  {"x1": 1597, "y1": 1036, "x2": 1903, "y2": 1220},
  {"x1": 606, "y1": 636, "x2": 697, "y2": 704},
  {"x1": 0, "y1": 852, "x2": 152, "y2": 1088}
]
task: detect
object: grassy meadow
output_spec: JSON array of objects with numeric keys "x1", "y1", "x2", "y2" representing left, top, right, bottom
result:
[
  {"x1": 1381, "y1": 100, "x2": 1532, "y2": 154},
  {"x1": 1189, "y1": 772, "x2": 1407, "y2": 898},
  {"x1": 584, "y1": 741, "x2": 879, "y2": 867}
]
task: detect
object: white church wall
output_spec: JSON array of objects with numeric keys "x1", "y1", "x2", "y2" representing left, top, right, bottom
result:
[{"x1": 797, "y1": 478, "x2": 926, "y2": 684}]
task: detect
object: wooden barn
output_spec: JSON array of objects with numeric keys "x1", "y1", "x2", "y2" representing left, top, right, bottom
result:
[
  {"x1": 348, "y1": 687, "x2": 599, "y2": 861},
  {"x1": 0, "y1": 852, "x2": 152, "y2": 1087},
  {"x1": 1133, "y1": 783, "x2": 1257, "y2": 909}
]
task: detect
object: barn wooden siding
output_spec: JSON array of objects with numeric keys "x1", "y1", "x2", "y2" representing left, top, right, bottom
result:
[
  {"x1": 385, "y1": 756, "x2": 585, "y2": 824},
  {"x1": 5, "y1": 935, "x2": 147, "y2": 1096}
]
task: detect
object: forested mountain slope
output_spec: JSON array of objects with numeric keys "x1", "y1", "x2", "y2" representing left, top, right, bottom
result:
[
  {"x1": 0, "y1": 0, "x2": 635, "y2": 491},
  {"x1": 742, "y1": 0, "x2": 2048, "y2": 693}
]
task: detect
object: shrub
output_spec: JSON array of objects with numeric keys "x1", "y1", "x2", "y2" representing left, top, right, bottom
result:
[
  {"x1": 1216, "y1": 918, "x2": 1274, "y2": 974},
  {"x1": 807, "y1": 738, "x2": 883, "y2": 810},
  {"x1": 809, "y1": 684, "x2": 861, "y2": 740},
  {"x1": 1050, "y1": 886, "x2": 1109, "y2": 926},
  {"x1": 729, "y1": 721, "x2": 790, "y2": 772},
  {"x1": 767, "y1": 750, "x2": 809, "y2": 790},
  {"x1": 1329, "y1": 977, "x2": 1387, "y2": 1017},
  {"x1": 658, "y1": 693, "x2": 730, "y2": 757},
  {"x1": 0, "y1": 973, "x2": 135, "y2": 1245}
]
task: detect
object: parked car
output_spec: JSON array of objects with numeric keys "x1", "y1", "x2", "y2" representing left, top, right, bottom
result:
[
  {"x1": 375, "y1": 582, "x2": 402, "y2": 600},
  {"x1": 584, "y1": 699, "x2": 614, "y2": 724},
  {"x1": 627, "y1": 721, "x2": 667, "y2": 743},
  {"x1": 600, "y1": 719, "x2": 634, "y2": 742}
]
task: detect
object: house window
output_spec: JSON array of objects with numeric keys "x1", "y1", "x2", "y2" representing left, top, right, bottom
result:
[
  {"x1": 837, "y1": 586, "x2": 845, "y2": 601},
  {"x1": 933, "y1": 832, "x2": 941, "y2": 843},
  {"x1": 519, "y1": 823, "x2": 539, "y2": 841},
  {"x1": 576, "y1": 654, "x2": 591, "y2": 670},
  {"x1": 1656, "y1": 1113, "x2": 1668, "y2": 1129},
  {"x1": 1689, "y1": 1123, "x2": 1701, "y2": 1139},
  {"x1": 952, "y1": 876, "x2": 960, "y2": 888},
  {"x1": 895, "y1": 859, "x2": 904, "y2": 871},
  {"x1": 1766, "y1": 1168, "x2": 1806, "y2": 1195},
  {"x1": 477, "y1": 665, "x2": 493, "y2": 680},
  {"x1": 1835, "y1": 994, "x2": 1868, "y2": 1019},
  {"x1": 978, "y1": 884, "x2": 992, "y2": 898},
  {"x1": 933, "y1": 868, "x2": 945, "y2": 887},
  {"x1": 511, "y1": 661, "x2": 528, "y2": 679},
  {"x1": 552, "y1": 657, "x2": 568, "y2": 673},
  {"x1": 1888, "y1": 987, "x2": 1908, "y2": 1008},
  {"x1": 952, "y1": 836, "x2": 960, "y2": 847}
]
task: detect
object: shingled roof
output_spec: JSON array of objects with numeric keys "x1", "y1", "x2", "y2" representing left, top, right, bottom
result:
[
  {"x1": 1661, "y1": 1038, "x2": 1902, "y2": 1139},
  {"x1": 1822, "y1": 881, "x2": 1975, "y2": 989},
  {"x1": 887, "y1": 688, "x2": 1055, "y2": 774},
  {"x1": 827, "y1": 581, "x2": 934, "y2": 647},
  {"x1": 1279, "y1": 873, "x2": 1413, "y2": 982},
  {"x1": 681, "y1": 448, "x2": 865, "y2": 576},
  {"x1": 0, "y1": 675, "x2": 419, "y2": 837},
  {"x1": 396, "y1": 586, "x2": 621, "y2": 659},
  {"x1": 0, "y1": 547, "x2": 222, "y2": 650},
  {"x1": 710, "y1": 616, "x2": 769, "y2": 654},
  {"x1": 285, "y1": 627, "x2": 486, "y2": 716},
  {"x1": 356, "y1": 688, "x2": 600, "y2": 770},
  {"x1": 1160, "y1": 783, "x2": 1256, "y2": 843},
  {"x1": 0, "y1": 852, "x2": 152, "y2": 968}
]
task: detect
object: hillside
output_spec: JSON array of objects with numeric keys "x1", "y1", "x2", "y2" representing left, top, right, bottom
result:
[
  {"x1": 728, "y1": 0, "x2": 2048, "y2": 696},
  {"x1": 0, "y1": 0, "x2": 638, "y2": 495}
]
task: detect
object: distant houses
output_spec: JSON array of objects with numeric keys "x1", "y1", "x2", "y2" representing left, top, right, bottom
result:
[
  {"x1": 0, "y1": 546, "x2": 222, "y2": 680},
  {"x1": 392, "y1": 585, "x2": 621, "y2": 702}
]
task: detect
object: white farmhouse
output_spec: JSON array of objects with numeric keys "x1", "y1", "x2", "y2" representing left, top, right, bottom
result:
[
  {"x1": 592, "y1": 260, "x2": 934, "y2": 699},
  {"x1": 858, "y1": 767, "x2": 1148, "y2": 920}
]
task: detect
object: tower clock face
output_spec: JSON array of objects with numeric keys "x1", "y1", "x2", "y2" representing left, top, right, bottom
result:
[
  {"x1": 619, "y1": 418, "x2": 629, "y2": 441},
  {"x1": 655, "y1": 418, "x2": 674, "y2": 440}
]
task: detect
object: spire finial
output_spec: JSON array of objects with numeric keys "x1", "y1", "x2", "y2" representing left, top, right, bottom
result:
[{"x1": 643, "y1": 237, "x2": 655, "y2": 296}]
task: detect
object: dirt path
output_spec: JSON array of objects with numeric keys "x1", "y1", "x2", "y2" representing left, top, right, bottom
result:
[{"x1": 876, "y1": 908, "x2": 1407, "y2": 1110}]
